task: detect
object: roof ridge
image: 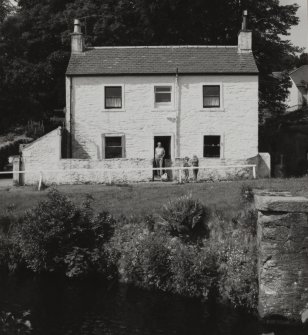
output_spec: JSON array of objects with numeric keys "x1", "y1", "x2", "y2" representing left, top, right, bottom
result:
[{"x1": 91, "y1": 45, "x2": 238, "y2": 49}]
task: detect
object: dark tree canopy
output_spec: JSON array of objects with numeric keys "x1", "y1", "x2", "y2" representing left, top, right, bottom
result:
[{"x1": 0, "y1": 0, "x2": 300, "y2": 132}]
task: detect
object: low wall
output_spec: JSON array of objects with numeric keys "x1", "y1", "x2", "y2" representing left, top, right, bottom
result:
[
  {"x1": 16, "y1": 127, "x2": 269, "y2": 185},
  {"x1": 42, "y1": 158, "x2": 153, "y2": 185},
  {"x1": 255, "y1": 192, "x2": 308, "y2": 323},
  {"x1": 174, "y1": 158, "x2": 256, "y2": 181}
]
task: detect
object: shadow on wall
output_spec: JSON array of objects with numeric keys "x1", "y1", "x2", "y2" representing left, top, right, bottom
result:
[{"x1": 61, "y1": 129, "x2": 91, "y2": 159}]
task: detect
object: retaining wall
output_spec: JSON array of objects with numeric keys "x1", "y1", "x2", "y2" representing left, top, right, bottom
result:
[{"x1": 255, "y1": 192, "x2": 308, "y2": 323}]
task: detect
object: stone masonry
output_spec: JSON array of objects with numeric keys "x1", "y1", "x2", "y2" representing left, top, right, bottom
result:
[{"x1": 255, "y1": 192, "x2": 308, "y2": 323}]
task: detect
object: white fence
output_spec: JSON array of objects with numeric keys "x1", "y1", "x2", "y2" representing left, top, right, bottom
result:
[{"x1": 0, "y1": 164, "x2": 257, "y2": 190}]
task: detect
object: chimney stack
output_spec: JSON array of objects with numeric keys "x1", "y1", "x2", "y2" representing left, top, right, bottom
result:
[
  {"x1": 238, "y1": 10, "x2": 252, "y2": 53},
  {"x1": 71, "y1": 19, "x2": 84, "y2": 54}
]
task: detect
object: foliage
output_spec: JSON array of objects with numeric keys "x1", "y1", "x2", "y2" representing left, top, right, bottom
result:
[
  {"x1": 0, "y1": 310, "x2": 32, "y2": 335},
  {"x1": 0, "y1": 189, "x2": 259, "y2": 309},
  {"x1": 0, "y1": 0, "x2": 301, "y2": 131},
  {"x1": 0, "y1": 138, "x2": 31, "y2": 170},
  {"x1": 25, "y1": 120, "x2": 45, "y2": 139},
  {"x1": 111, "y1": 217, "x2": 215, "y2": 299},
  {"x1": 240, "y1": 184, "x2": 254, "y2": 204},
  {"x1": 160, "y1": 194, "x2": 209, "y2": 241},
  {"x1": 12, "y1": 189, "x2": 116, "y2": 278},
  {"x1": 217, "y1": 238, "x2": 258, "y2": 309}
]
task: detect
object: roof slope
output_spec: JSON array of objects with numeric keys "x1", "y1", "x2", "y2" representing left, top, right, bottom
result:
[
  {"x1": 66, "y1": 46, "x2": 258, "y2": 76},
  {"x1": 290, "y1": 65, "x2": 308, "y2": 86}
]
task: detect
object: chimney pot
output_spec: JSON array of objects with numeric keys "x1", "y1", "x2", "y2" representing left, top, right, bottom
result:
[
  {"x1": 71, "y1": 19, "x2": 84, "y2": 54},
  {"x1": 74, "y1": 19, "x2": 82, "y2": 34},
  {"x1": 238, "y1": 10, "x2": 252, "y2": 53}
]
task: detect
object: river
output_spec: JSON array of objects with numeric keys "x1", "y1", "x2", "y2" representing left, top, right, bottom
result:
[{"x1": 0, "y1": 275, "x2": 306, "y2": 335}]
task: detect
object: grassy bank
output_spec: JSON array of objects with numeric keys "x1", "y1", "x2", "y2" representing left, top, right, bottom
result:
[{"x1": 1, "y1": 177, "x2": 308, "y2": 216}]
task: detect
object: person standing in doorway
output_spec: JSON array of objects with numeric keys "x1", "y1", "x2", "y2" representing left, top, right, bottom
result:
[
  {"x1": 155, "y1": 142, "x2": 165, "y2": 177},
  {"x1": 191, "y1": 155, "x2": 199, "y2": 182}
]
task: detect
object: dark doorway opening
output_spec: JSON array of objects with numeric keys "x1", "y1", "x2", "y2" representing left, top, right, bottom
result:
[
  {"x1": 154, "y1": 136, "x2": 171, "y2": 159},
  {"x1": 153, "y1": 136, "x2": 172, "y2": 180}
]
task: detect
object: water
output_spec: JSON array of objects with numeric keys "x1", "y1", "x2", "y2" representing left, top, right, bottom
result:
[{"x1": 0, "y1": 275, "x2": 306, "y2": 335}]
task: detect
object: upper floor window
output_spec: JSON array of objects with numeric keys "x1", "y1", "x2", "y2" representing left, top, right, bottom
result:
[
  {"x1": 203, "y1": 136, "x2": 221, "y2": 158},
  {"x1": 203, "y1": 85, "x2": 220, "y2": 108},
  {"x1": 155, "y1": 86, "x2": 172, "y2": 106},
  {"x1": 105, "y1": 86, "x2": 122, "y2": 109}
]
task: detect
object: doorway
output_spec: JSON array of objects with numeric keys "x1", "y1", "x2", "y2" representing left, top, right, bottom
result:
[{"x1": 153, "y1": 136, "x2": 172, "y2": 179}]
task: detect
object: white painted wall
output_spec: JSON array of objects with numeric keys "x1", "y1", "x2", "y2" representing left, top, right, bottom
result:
[{"x1": 66, "y1": 74, "x2": 259, "y2": 163}]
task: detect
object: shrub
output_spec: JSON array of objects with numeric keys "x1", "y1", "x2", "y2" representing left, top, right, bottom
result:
[
  {"x1": 240, "y1": 184, "x2": 254, "y2": 205},
  {"x1": 0, "y1": 311, "x2": 32, "y2": 334},
  {"x1": 13, "y1": 189, "x2": 117, "y2": 278},
  {"x1": 111, "y1": 217, "x2": 217, "y2": 299},
  {"x1": 160, "y1": 194, "x2": 210, "y2": 241},
  {"x1": 170, "y1": 242, "x2": 217, "y2": 299},
  {"x1": 217, "y1": 238, "x2": 258, "y2": 309}
]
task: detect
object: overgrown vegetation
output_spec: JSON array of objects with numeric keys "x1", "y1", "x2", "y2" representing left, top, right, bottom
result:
[{"x1": 0, "y1": 188, "x2": 258, "y2": 310}]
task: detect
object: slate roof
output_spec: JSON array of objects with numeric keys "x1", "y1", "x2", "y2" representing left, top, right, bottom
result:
[{"x1": 66, "y1": 46, "x2": 258, "y2": 76}]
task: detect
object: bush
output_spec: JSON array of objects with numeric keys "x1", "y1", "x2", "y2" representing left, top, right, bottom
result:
[
  {"x1": 0, "y1": 311, "x2": 32, "y2": 335},
  {"x1": 111, "y1": 217, "x2": 216, "y2": 299},
  {"x1": 12, "y1": 189, "x2": 117, "y2": 278},
  {"x1": 217, "y1": 238, "x2": 258, "y2": 309},
  {"x1": 0, "y1": 138, "x2": 31, "y2": 170},
  {"x1": 170, "y1": 242, "x2": 216, "y2": 299},
  {"x1": 160, "y1": 194, "x2": 210, "y2": 241},
  {"x1": 240, "y1": 184, "x2": 254, "y2": 205}
]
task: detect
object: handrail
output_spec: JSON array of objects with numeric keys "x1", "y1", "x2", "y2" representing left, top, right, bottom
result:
[
  {"x1": 0, "y1": 164, "x2": 256, "y2": 174},
  {"x1": 0, "y1": 164, "x2": 257, "y2": 190}
]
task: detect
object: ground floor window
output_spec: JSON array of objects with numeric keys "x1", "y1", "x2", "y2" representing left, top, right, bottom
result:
[
  {"x1": 203, "y1": 135, "x2": 221, "y2": 158},
  {"x1": 105, "y1": 136, "x2": 125, "y2": 159}
]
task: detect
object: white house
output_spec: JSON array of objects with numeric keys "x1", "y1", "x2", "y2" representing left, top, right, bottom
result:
[
  {"x1": 286, "y1": 65, "x2": 308, "y2": 111},
  {"x1": 15, "y1": 13, "x2": 270, "y2": 185}
]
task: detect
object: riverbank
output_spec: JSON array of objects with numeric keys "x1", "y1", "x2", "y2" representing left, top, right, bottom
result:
[{"x1": 1, "y1": 177, "x2": 308, "y2": 216}]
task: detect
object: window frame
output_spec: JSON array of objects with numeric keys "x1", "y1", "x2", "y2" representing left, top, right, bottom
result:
[
  {"x1": 153, "y1": 84, "x2": 174, "y2": 109},
  {"x1": 104, "y1": 85, "x2": 124, "y2": 110},
  {"x1": 102, "y1": 134, "x2": 126, "y2": 159},
  {"x1": 203, "y1": 135, "x2": 221, "y2": 159},
  {"x1": 201, "y1": 83, "x2": 224, "y2": 111},
  {"x1": 203, "y1": 85, "x2": 221, "y2": 108}
]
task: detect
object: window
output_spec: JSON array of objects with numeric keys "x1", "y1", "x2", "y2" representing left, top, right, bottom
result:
[
  {"x1": 105, "y1": 136, "x2": 124, "y2": 159},
  {"x1": 105, "y1": 86, "x2": 122, "y2": 109},
  {"x1": 203, "y1": 85, "x2": 220, "y2": 108},
  {"x1": 155, "y1": 86, "x2": 172, "y2": 104},
  {"x1": 203, "y1": 136, "x2": 221, "y2": 158}
]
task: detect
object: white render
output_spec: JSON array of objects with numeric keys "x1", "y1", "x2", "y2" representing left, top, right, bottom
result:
[{"x1": 66, "y1": 74, "x2": 258, "y2": 162}]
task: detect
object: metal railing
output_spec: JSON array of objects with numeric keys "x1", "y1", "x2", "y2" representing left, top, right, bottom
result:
[{"x1": 0, "y1": 164, "x2": 257, "y2": 190}]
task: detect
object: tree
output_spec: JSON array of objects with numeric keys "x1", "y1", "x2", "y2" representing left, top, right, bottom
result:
[{"x1": 0, "y1": 0, "x2": 300, "y2": 133}]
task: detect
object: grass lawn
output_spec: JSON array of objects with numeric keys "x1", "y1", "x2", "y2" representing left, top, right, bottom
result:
[{"x1": 1, "y1": 177, "x2": 308, "y2": 217}]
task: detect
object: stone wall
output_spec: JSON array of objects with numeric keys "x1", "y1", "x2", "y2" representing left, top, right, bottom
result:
[{"x1": 255, "y1": 192, "x2": 308, "y2": 323}]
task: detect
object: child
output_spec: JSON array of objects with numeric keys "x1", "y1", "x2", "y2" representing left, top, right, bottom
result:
[
  {"x1": 183, "y1": 157, "x2": 190, "y2": 182},
  {"x1": 191, "y1": 155, "x2": 199, "y2": 182}
]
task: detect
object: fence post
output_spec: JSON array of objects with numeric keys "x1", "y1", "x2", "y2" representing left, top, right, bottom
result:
[
  {"x1": 108, "y1": 170, "x2": 112, "y2": 184},
  {"x1": 178, "y1": 167, "x2": 182, "y2": 183},
  {"x1": 38, "y1": 172, "x2": 43, "y2": 191},
  {"x1": 253, "y1": 165, "x2": 256, "y2": 179}
]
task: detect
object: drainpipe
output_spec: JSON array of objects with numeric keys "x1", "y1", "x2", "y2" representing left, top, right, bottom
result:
[
  {"x1": 175, "y1": 68, "x2": 180, "y2": 158},
  {"x1": 69, "y1": 76, "x2": 73, "y2": 158}
]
